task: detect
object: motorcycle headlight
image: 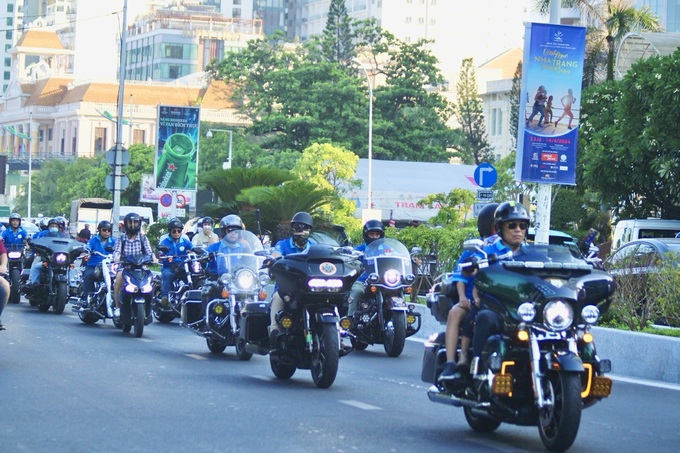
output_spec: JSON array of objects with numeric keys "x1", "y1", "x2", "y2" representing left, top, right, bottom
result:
[
  {"x1": 383, "y1": 269, "x2": 401, "y2": 287},
  {"x1": 518, "y1": 302, "x2": 536, "y2": 322},
  {"x1": 259, "y1": 273, "x2": 270, "y2": 286},
  {"x1": 367, "y1": 273, "x2": 380, "y2": 284},
  {"x1": 581, "y1": 305, "x2": 600, "y2": 325},
  {"x1": 308, "y1": 278, "x2": 343, "y2": 292},
  {"x1": 403, "y1": 273, "x2": 416, "y2": 285},
  {"x1": 543, "y1": 300, "x2": 574, "y2": 331},
  {"x1": 55, "y1": 253, "x2": 68, "y2": 264},
  {"x1": 219, "y1": 273, "x2": 232, "y2": 286},
  {"x1": 191, "y1": 261, "x2": 202, "y2": 274},
  {"x1": 235, "y1": 269, "x2": 256, "y2": 290},
  {"x1": 124, "y1": 283, "x2": 139, "y2": 293},
  {"x1": 8, "y1": 251, "x2": 22, "y2": 259},
  {"x1": 141, "y1": 282, "x2": 154, "y2": 293}
]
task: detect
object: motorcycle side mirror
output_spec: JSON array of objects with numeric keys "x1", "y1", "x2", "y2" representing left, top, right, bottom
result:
[
  {"x1": 105, "y1": 245, "x2": 115, "y2": 253},
  {"x1": 157, "y1": 245, "x2": 170, "y2": 254},
  {"x1": 463, "y1": 239, "x2": 484, "y2": 251},
  {"x1": 254, "y1": 250, "x2": 268, "y2": 257},
  {"x1": 193, "y1": 245, "x2": 205, "y2": 255},
  {"x1": 411, "y1": 246, "x2": 423, "y2": 255}
]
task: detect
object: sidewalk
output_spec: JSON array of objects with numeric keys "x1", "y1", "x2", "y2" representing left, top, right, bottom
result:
[{"x1": 412, "y1": 304, "x2": 680, "y2": 385}]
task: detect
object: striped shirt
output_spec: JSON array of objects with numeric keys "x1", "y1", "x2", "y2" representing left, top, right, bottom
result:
[{"x1": 113, "y1": 233, "x2": 152, "y2": 261}]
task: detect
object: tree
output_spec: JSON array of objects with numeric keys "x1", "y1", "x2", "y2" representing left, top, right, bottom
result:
[
  {"x1": 419, "y1": 189, "x2": 475, "y2": 226},
  {"x1": 509, "y1": 62, "x2": 522, "y2": 152},
  {"x1": 321, "y1": 0, "x2": 355, "y2": 63},
  {"x1": 454, "y1": 58, "x2": 493, "y2": 165},
  {"x1": 579, "y1": 49, "x2": 680, "y2": 219}
]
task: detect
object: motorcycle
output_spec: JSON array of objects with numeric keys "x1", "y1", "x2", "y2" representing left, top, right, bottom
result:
[
  {"x1": 344, "y1": 238, "x2": 421, "y2": 357},
  {"x1": 237, "y1": 244, "x2": 362, "y2": 388},
  {"x1": 22, "y1": 236, "x2": 86, "y2": 314},
  {"x1": 118, "y1": 253, "x2": 155, "y2": 338},
  {"x1": 152, "y1": 246, "x2": 207, "y2": 324},
  {"x1": 70, "y1": 249, "x2": 118, "y2": 325},
  {"x1": 422, "y1": 240, "x2": 616, "y2": 452},
  {"x1": 181, "y1": 231, "x2": 268, "y2": 359},
  {"x1": 7, "y1": 244, "x2": 26, "y2": 304}
]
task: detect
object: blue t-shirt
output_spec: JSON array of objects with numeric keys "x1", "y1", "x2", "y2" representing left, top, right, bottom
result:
[
  {"x1": 450, "y1": 234, "x2": 499, "y2": 299},
  {"x1": 159, "y1": 236, "x2": 194, "y2": 268},
  {"x1": 86, "y1": 235, "x2": 116, "y2": 268},
  {"x1": 1, "y1": 227, "x2": 29, "y2": 246},
  {"x1": 273, "y1": 237, "x2": 316, "y2": 256}
]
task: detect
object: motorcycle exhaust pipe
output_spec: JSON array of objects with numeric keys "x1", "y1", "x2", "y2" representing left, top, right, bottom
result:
[
  {"x1": 245, "y1": 343, "x2": 270, "y2": 355},
  {"x1": 427, "y1": 386, "x2": 492, "y2": 410}
]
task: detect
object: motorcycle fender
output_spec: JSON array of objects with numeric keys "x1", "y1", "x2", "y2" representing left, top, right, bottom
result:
[
  {"x1": 315, "y1": 311, "x2": 339, "y2": 324},
  {"x1": 546, "y1": 351, "x2": 584, "y2": 372},
  {"x1": 133, "y1": 297, "x2": 146, "y2": 305},
  {"x1": 54, "y1": 273, "x2": 68, "y2": 283},
  {"x1": 387, "y1": 296, "x2": 408, "y2": 311}
]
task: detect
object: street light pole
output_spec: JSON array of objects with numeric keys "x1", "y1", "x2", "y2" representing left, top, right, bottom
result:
[
  {"x1": 352, "y1": 59, "x2": 373, "y2": 211},
  {"x1": 206, "y1": 129, "x2": 233, "y2": 170},
  {"x1": 27, "y1": 111, "x2": 32, "y2": 219}
]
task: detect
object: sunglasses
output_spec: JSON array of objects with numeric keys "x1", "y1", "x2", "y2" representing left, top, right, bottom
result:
[
  {"x1": 170, "y1": 229, "x2": 182, "y2": 233},
  {"x1": 505, "y1": 222, "x2": 529, "y2": 231},
  {"x1": 100, "y1": 228, "x2": 112, "y2": 232},
  {"x1": 292, "y1": 223, "x2": 311, "y2": 232}
]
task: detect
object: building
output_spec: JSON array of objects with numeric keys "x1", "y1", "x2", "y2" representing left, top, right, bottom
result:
[{"x1": 635, "y1": 0, "x2": 680, "y2": 32}]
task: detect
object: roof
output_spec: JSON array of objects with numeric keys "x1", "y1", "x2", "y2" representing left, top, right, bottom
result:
[
  {"x1": 479, "y1": 48, "x2": 523, "y2": 80},
  {"x1": 14, "y1": 29, "x2": 66, "y2": 51},
  {"x1": 616, "y1": 32, "x2": 680, "y2": 79}
]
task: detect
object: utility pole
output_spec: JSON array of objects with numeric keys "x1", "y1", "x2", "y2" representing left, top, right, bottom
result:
[{"x1": 112, "y1": 0, "x2": 128, "y2": 235}]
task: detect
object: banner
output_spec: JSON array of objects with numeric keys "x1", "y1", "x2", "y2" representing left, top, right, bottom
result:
[
  {"x1": 140, "y1": 174, "x2": 194, "y2": 206},
  {"x1": 155, "y1": 105, "x2": 200, "y2": 190},
  {"x1": 515, "y1": 23, "x2": 586, "y2": 185}
]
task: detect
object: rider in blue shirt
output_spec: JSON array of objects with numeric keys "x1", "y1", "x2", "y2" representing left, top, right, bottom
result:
[
  {"x1": 1, "y1": 213, "x2": 29, "y2": 246},
  {"x1": 205, "y1": 215, "x2": 252, "y2": 275},
  {"x1": 347, "y1": 219, "x2": 384, "y2": 317},
  {"x1": 77, "y1": 220, "x2": 116, "y2": 306},
  {"x1": 26, "y1": 216, "x2": 71, "y2": 287},
  {"x1": 158, "y1": 218, "x2": 195, "y2": 307}
]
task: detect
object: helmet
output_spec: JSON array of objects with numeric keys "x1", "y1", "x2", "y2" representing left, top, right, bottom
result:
[
  {"x1": 494, "y1": 201, "x2": 530, "y2": 231},
  {"x1": 97, "y1": 220, "x2": 112, "y2": 231},
  {"x1": 200, "y1": 217, "x2": 213, "y2": 227},
  {"x1": 54, "y1": 216, "x2": 67, "y2": 231},
  {"x1": 167, "y1": 218, "x2": 183, "y2": 232},
  {"x1": 291, "y1": 211, "x2": 313, "y2": 229},
  {"x1": 477, "y1": 203, "x2": 499, "y2": 238},
  {"x1": 219, "y1": 214, "x2": 244, "y2": 233},
  {"x1": 123, "y1": 212, "x2": 141, "y2": 234},
  {"x1": 47, "y1": 218, "x2": 60, "y2": 229},
  {"x1": 40, "y1": 217, "x2": 50, "y2": 230},
  {"x1": 362, "y1": 219, "x2": 385, "y2": 245},
  {"x1": 9, "y1": 212, "x2": 21, "y2": 222}
]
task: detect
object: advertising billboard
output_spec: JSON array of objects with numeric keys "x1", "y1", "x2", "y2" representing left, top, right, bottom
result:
[{"x1": 155, "y1": 105, "x2": 200, "y2": 191}]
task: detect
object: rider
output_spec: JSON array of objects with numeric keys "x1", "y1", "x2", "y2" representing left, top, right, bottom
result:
[
  {"x1": 77, "y1": 220, "x2": 116, "y2": 308},
  {"x1": 0, "y1": 240, "x2": 9, "y2": 331},
  {"x1": 347, "y1": 219, "x2": 384, "y2": 318},
  {"x1": 448, "y1": 201, "x2": 529, "y2": 386},
  {"x1": 192, "y1": 217, "x2": 219, "y2": 247},
  {"x1": 1, "y1": 212, "x2": 29, "y2": 246},
  {"x1": 25, "y1": 217, "x2": 71, "y2": 289},
  {"x1": 267, "y1": 212, "x2": 317, "y2": 344},
  {"x1": 438, "y1": 203, "x2": 498, "y2": 382},
  {"x1": 158, "y1": 218, "x2": 195, "y2": 308},
  {"x1": 205, "y1": 215, "x2": 252, "y2": 276},
  {"x1": 112, "y1": 212, "x2": 156, "y2": 322}
]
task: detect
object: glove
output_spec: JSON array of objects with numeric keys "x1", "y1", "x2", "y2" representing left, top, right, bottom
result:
[
  {"x1": 208, "y1": 252, "x2": 216, "y2": 260},
  {"x1": 262, "y1": 257, "x2": 279, "y2": 268}
]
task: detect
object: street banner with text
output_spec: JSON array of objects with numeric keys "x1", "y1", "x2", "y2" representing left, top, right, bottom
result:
[{"x1": 154, "y1": 105, "x2": 200, "y2": 191}]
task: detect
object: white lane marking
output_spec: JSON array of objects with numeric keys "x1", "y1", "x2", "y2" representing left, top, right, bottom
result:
[
  {"x1": 137, "y1": 338, "x2": 153, "y2": 343},
  {"x1": 339, "y1": 400, "x2": 382, "y2": 410},
  {"x1": 610, "y1": 374, "x2": 680, "y2": 392},
  {"x1": 185, "y1": 353, "x2": 207, "y2": 360}
]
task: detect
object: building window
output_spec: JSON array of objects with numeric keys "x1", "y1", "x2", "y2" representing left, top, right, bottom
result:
[
  {"x1": 233, "y1": 8, "x2": 241, "y2": 18},
  {"x1": 5, "y1": 30, "x2": 12, "y2": 40},
  {"x1": 39, "y1": 129, "x2": 44, "y2": 142},
  {"x1": 48, "y1": 128, "x2": 53, "y2": 141},
  {"x1": 6, "y1": 17, "x2": 13, "y2": 26},
  {"x1": 491, "y1": 108, "x2": 503, "y2": 136},
  {"x1": 164, "y1": 44, "x2": 184, "y2": 59},
  {"x1": 7, "y1": 3, "x2": 13, "y2": 13},
  {"x1": 133, "y1": 129, "x2": 145, "y2": 144},
  {"x1": 3, "y1": 71, "x2": 9, "y2": 80},
  {"x1": 94, "y1": 127, "x2": 106, "y2": 152},
  {"x1": 72, "y1": 136, "x2": 77, "y2": 155},
  {"x1": 4, "y1": 57, "x2": 10, "y2": 67},
  {"x1": 405, "y1": 16, "x2": 411, "y2": 24}
]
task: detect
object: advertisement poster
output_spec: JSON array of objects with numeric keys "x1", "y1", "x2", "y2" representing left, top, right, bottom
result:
[
  {"x1": 140, "y1": 174, "x2": 194, "y2": 205},
  {"x1": 515, "y1": 23, "x2": 586, "y2": 185},
  {"x1": 155, "y1": 105, "x2": 200, "y2": 190}
]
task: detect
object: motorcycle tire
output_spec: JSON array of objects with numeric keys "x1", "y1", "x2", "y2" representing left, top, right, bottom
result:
[
  {"x1": 54, "y1": 281, "x2": 68, "y2": 314},
  {"x1": 538, "y1": 371, "x2": 582, "y2": 452},
  {"x1": 383, "y1": 312, "x2": 407, "y2": 358},
  {"x1": 10, "y1": 269, "x2": 21, "y2": 304},
  {"x1": 38, "y1": 303, "x2": 51, "y2": 312},
  {"x1": 78, "y1": 311, "x2": 100, "y2": 325},
  {"x1": 154, "y1": 309, "x2": 176, "y2": 324},
  {"x1": 206, "y1": 338, "x2": 227, "y2": 354},
  {"x1": 235, "y1": 338, "x2": 253, "y2": 361},
  {"x1": 270, "y1": 354, "x2": 296, "y2": 380},
  {"x1": 133, "y1": 303, "x2": 145, "y2": 338},
  {"x1": 463, "y1": 406, "x2": 502, "y2": 433},
  {"x1": 350, "y1": 336, "x2": 369, "y2": 351},
  {"x1": 310, "y1": 323, "x2": 340, "y2": 389}
]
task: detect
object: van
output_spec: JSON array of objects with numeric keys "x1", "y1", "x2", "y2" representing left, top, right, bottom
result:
[{"x1": 612, "y1": 219, "x2": 680, "y2": 252}]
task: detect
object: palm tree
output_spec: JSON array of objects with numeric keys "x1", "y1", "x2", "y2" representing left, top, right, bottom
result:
[{"x1": 533, "y1": 0, "x2": 662, "y2": 83}]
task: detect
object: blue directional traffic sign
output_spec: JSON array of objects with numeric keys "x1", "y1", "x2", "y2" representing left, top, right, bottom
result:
[{"x1": 474, "y1": 163, "x2": 497, "y2": 188}]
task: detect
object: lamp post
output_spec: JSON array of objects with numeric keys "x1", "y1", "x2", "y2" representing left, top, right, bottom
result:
[
  {"x1": 352, "y1": 59, "x2": 373, "y2": 211},
  {"x1": 206, "y1": 128, "x2": 233, "y2": 170}
]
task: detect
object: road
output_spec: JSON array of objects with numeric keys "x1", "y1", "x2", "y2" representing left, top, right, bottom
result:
[{"x1": 2, "y1": 300, "x2": 680, "y2": 453}]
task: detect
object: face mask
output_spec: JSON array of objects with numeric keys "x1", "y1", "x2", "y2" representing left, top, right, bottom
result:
[
  {"x1": 203, "y1": 225, "x2": 212, "y2": 232},
  {"x1": 49, "y1": 227, "x2": 59, "y2": 234}
]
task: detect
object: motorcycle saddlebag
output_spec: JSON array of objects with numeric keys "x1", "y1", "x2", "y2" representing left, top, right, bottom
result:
[
  {"x1": 181, "y1": 290, "x2": 203, "y2": 325},
  {"x1": 421, "y1": 331, "x2": 446, "y2": 383},
  {"x1": 239, "y1": 301, "x2": 269, "y2": 344}
]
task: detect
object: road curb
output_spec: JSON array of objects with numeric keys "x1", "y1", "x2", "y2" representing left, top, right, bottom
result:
[{"x1": 411, "y1": 304, "x2": 680, "y2": 385}]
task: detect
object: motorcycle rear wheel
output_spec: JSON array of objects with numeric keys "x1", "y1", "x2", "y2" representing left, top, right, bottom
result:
[
  {"x1": 133, "y1": 303, "x2": 145, "y2": 338},
  {"x1": 235, "y1": 338, "x2": 253, "y2": 361},
  {"x1": 54, "y1": 281, "x2": 68, "y2": 314},
  {"x1": 383, "y1": 312, "x2": 406, "y2": 357},
  {"x1": 206, "y1": 338, "x2": 227, "y2": 354},
  {"x1": 538, "y1": 371, "x2": 582, "y2": 452},
  {"x1": 463, "y1": 406, "x2": 501, "y2": 433},
  {"x1": 10, "y1": 269, "x2": 21, "y2": 304},
  {"x1": 270, "y1": 354, "x2": 296, "y2": 380},
  {"x1": 310, "y1": 323, "x2": 340, "y2": 389}
]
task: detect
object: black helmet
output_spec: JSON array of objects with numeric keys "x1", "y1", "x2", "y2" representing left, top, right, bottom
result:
[
  {"x1": 219, "y1": 214, "x2": 243, "y2": 234},
  {"x1": 123, "y1": 212, "x2": 141, "y2": 234},
  {"x1": 291, "y1": 211, "x2": 313, "y2": 229},
  {"x1": 362, "y1": 219, "x2": 385, "y2": 245},
  {"x1": 167, "y1": 217, "x2": 183, "y2": 232},
  {"x1": 494, "y1": 201, "x2": 530, "y2": 231},
  {"x1": 200, "y1": 217, "x2": 213, "y2": 227},
  {"x1": 9, "y1": 212, "x2": 21, "y2": 222},
  {"x1": 40, "y1": 217, "x2": 50, "y2": 230},
  {"x1": 54, "y1": 216, "x2": 67, "y2": 230},
  {"x1": 477, "y1": 203, "x2": 499, "y2": 238},
  {"x1": 47, "y1": 218, "x2": 59, "y2": 229},
  {"x1": 97, "y1": 220, "x2": 112, "y2": 231}
]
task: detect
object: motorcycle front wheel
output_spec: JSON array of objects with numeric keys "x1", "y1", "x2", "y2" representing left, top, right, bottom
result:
[
  {"x1": 54, "y1": 281, "x2": 68, "y2": 314},
  {"x1": 538, "y1": 371, "x2": 582, "y2": 452},
  {"x1": 133, "y1": 303, "x2": 145, "y2": 338},
  {"x1": 310, "y1": 323, "x2": 340, "y2": 389},
  {"x1": 10, "y1": 268, "x2": 21, "y2": 304},
  {"x1": 383, "y1": 311, "x2": 406, "y2": 358}
]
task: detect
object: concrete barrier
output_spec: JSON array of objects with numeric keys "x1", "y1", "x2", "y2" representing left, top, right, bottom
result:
[{"x1": 411, "y1": 304, "x2": 680, "y2": 385}]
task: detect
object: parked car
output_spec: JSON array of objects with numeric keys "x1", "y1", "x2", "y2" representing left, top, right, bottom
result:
[{"x1": 605, "y1": 238, "x2": 680, "y2": 274}]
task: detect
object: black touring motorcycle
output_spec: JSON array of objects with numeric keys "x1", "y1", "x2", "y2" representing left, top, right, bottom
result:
[
  {"x1": 239, "y1": 244, "x2": 362, "y2": 389},
  {"x1": 422, "y1": 240, "x2": 616, "y2": 452}
]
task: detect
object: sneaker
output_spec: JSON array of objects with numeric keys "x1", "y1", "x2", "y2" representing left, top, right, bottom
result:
[
  {"x1": 113, "y1": 308, "x2": 120, "y2": 318},
  {"x1": 438, "y1": 361, "x2": 458, "y2": 382},
  {"x1": 160, "y1": 296, "x2": 170, "y2": 309}
]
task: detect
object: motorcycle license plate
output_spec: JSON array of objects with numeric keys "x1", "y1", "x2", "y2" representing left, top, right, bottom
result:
[{"x1": 391, "y1": 297, "x2": 406, "y2": 307}]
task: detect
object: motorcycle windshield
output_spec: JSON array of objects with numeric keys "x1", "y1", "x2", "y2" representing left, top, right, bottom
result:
[
  {"x1": 364, "y1": 238, "x2": 413, "y2": 276},
  {"x1": 213, "y1": 230, "x2": 265, "y2": 275},
  {"x1": 508, "y1": 243, "x2": 591, "y2": 268},
  {"x1": 122, "y1": 253, "x2": 154, "y2": 267},
  {"x1": 31, "y1": 237, "x2": 85, "y2": 256}
]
